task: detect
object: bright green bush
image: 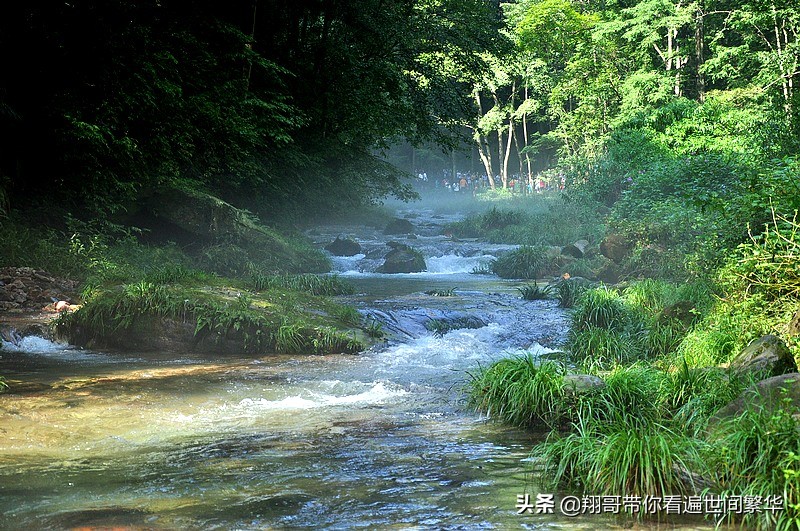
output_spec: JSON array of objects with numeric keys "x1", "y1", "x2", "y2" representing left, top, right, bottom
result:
[
  {"x1": 468, "y1": 356, "x2": 569, "y2": 428},
  {"x1": 490, "y1": 246, "x2": 551, "y2": 279},
  {"x1": 572, "y1": 287, "x2": 629, "y2": 331},
  {"x1": 534, "y1": 414, "x2": 701, "y2": 497},
  {"x1": 706, "y1": 396, "x2": 800, "y2": 530}
]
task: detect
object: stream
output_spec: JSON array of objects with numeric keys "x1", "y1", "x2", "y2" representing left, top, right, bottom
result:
[{"x1": 0, "y1": 205, "x2": 711, "y2": 530}]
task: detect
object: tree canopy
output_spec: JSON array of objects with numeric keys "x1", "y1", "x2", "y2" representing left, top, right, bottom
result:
[{"x1": 0, "y1": 0, "x2": 503, "y2": 219}]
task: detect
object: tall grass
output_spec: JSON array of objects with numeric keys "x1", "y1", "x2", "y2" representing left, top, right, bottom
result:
[
  {"x1": 251, "y1": 273, "x2": 355, "y2": 296},
  {"x1": 468, "y1": 356, "x2": 569, "y2": 428},
  {"x1": 572, "y1": 287, "x2": 629, "y2": 331},
  {"x1": 490, "y1": 246, "x2": 552, "y2": 279},
  {"x1": 705, "y1": 393, "x2": 800, "y2": 529},
  {"x1": 568, "y1": 326, "x2": 637, "y2": 370},
  {"x1": 518, "y1": 282, "x2": 552, "y2": 300},
  {"x1": 535, "y1": 414, "x2": 701, "y2": 497}
]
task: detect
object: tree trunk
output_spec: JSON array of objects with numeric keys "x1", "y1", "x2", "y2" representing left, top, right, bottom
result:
[
  {"x1": 522, "y1": 84, "x2": 533, "y2": 187},
  {"x1": 503, "y1": 116, "x2": 514, "y2": 188},
  {"x1": 695, "y1": 3, "x2": 705, "y2": 101},
  {"x1": 473, "y1": 88, "x2": 496, "y2": 189}
]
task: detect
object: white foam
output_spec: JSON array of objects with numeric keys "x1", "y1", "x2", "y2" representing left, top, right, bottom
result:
[
  {"x1": 330, "y1": 254, "x2": 366, "y2": 273},
  {"x1": 425, "y1": 254, "x2": 496, "y2": 274},
  {"x1": 236, "y1": 381, "x2": 407, "y2": 411},
  {"x1": 1, "y1": 336, "x2": 69, "y2": 353}
]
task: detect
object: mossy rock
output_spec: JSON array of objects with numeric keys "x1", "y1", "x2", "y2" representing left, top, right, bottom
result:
[
  {"x1": 728, "y1": 334, "x2": 796, "y2": 378},
  {"x1": 383, "y1": 217, "x2": 415, "y2": 235},
  {"x1": 377, "y1": 244, "x2": 426, "y2": 274},
  {"x1": 711, "y1": 372, "x2": 800, "y2": 423},
  {"x1": 325, "y1": 237, "x2": 362, "y2": 257},
  {"x1": 599, "y1": 233, "x2": 631, "y2": 263},
  {"x1": 562, "y1": 374, "x2": 606, "y2": 395},
  {"x1": 142, "y1": 187, "x2": 329, "y2": 273}
]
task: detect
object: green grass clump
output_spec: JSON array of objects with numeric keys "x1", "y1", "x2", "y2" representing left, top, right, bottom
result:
[
  {"x1": 555, "y1": 278, "x2": 590, "y2": 308},
  {"x1": 535, "y1": 415, "x2": 701, "y2": 498},
  {"x1": 490, "y1": 246, "x2": 551, "y2": 279},
  {"x1": 518, "y1": 282, "x2": 552, "y2": 300},
  {"x1": 447, "y1": 206, "x2": 528, "y2": 238},
  {"x1": 425, "y1": 287, "x2": 456, "y2": 297},
  {"x1": 331, "y1": 305, "x2": 361, "y2": 327},
  {"x1": 572, "y1": 287, "x2": 629, "y2": 331},
  {"x1": 568, "y1": 326, "x2": 637, "y2": 370},
  {"x1": 364, "y1": 318, "x2": 385, "y2": 339},
  {"x1": 251, "y1": 273, "x2": 355, "y2": 296},
  {"x1": 425, "y1": 316, "x2": 485, "y2": 337},
  {"x1": 468, "y1": 356, "x2": 568, "y2": 428},
  {"x1": 705, "y1": 395, "x2": 800, "y2": 529}
]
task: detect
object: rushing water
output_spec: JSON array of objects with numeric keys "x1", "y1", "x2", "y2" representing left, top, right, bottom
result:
[{"x1": 0, "y1": 206, "x2": 713, "y2": 530}]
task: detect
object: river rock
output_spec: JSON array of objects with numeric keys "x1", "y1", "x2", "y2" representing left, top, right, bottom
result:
[
  {"x1": 561, "y1": 239, "x2": 590, "y2": 259},
  {"x1": 0, "y1": 267, "x2": 79, "y2": 315},
  {"x1": 658, "y1": 300, "x2": 696, "y2": 325},
  {"x1": 141, "y1": 187, "x2": 328, "y2": 273},
  {"x1": 595, "y1": 259, "x2": 620, "y2": 283},
  {"x1": 728, "y1": 334, "x2": 796, "y2": 377},
  {"x1": 789, "y1": 309, "x2": 800, "y2": 336},
  {"x1": 599, "y1": 233, "x2": 631, "y2": 263},
  {"x1": 376, "y1": 244, "x2": 426, "y2": 274},
  {"x1": 383, "y1": 218, "x2": 415, "y2": 235},
  {"x1": 563, "y1": 374, "x2": 606, "y2": 394},
  {"x1": 711, "y1": 373, "x2": 800, "y2": 422},
  {"x1": 545, "y1": 246, "x2": 563, "y2": 259},
  {"x1": 325, "y1": 237, "x2": 361, "y2": 257}
]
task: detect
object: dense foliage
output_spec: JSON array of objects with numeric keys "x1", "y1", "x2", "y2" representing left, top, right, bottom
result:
[{"x1": 0, "y1": 1, "x2": 502, "y2": 219}]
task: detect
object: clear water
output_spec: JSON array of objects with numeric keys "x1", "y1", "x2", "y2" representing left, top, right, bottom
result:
[{"x1": 0, "y1": 207, "x2": 714, "y2": 530}]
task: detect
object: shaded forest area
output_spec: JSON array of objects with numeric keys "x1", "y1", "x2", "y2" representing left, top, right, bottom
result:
[{"x1": 0, "y1": 0, "x2": 502, "y2": 220}]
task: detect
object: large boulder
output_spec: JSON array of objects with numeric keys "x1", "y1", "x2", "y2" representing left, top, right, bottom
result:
[
  {"x1": 141, "y1": 188, "x2": 328, "y2": 273},
  {"x1": 563, "y1": 374, "x2": 606, "y2": 395},
  {"x1": 325, "y1": 237, "x2": 362, "y2": 257},
  {"x1": 728, "y1": 334, "x2": 796, "y2": 377},
  {"x1": 599, "y1": 233, "x2": 631, "y2": 263},
  {"x1": 561, "y1": 239, "x2": 590, "y2": 259},
  {"x1": 789, "y1": 309, "x2": 800, "y2": 336},
  {"x1": 383, "y1": 218, "x2": 415, "y2": 235},
  {"x1": 595, "y1": 259, "x2": 621, "y2": 284},
  {"x1": 0, "y1": 267, "x2": 79, "y2": 314},
  {"x1": 712, "y1": 373, "x2": 800, "y2": 422},
  {"x1": 377, "y1": 244, "x2": 426, "y2": 273}
]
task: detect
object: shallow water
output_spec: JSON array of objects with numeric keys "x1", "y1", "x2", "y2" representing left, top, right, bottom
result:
[{"x1": 0, "y1": 207, "x2": 715, "y2": 529}]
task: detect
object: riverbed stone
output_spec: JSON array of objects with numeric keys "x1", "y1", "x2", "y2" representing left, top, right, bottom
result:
[
  {"x1": 140, "y1": 187, "x2": 329, "y2": 273},
  {"x1": 711, "y1": 372, "x2": 800, "y2": 422},
  {"x1": 728, "y1": 334, "x2": 796, "y2": 377},
  {"x1": 561, "y1": 239, "x2": 590, "y2": 259},
  {"x1": 562, "y1": 374, "x2": 606, "y2": 394},
  {"x1": 377, "y1": 244, "x2": 426, "y2": 273},
  {"x1": 789, "y1": 309, "x2": 800, "y2": 336},
  {"x1": 599, "y1": 233, "x2": 631, "y2": 263},
  {"x1": 383, "y1": 217, "x2": 415, "y2": 235},
  {"x1": 325, "y1": 237, "x2": 362, "y2": 257}
]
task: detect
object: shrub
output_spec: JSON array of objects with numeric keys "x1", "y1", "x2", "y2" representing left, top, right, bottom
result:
[
  {"x1": 468, "y1": 357, "x2": 569, "y2": 428},
  {"x1": 490, "y1": 246, "x2": 551, "y2": 279},
  {"x1": 518, "y1": 282, "x2": 552, "y2": 300},
  {"x1": 572, "y1": 287, "x2": 629, "y2": 331},
  {"x1": 705, "y1": 394, "x2": 800, "y2": 529}
]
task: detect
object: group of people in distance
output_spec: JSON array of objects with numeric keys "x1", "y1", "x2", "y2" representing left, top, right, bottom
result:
[{"x1": 416, "y1": 170, "x2": 561, "y2": 194}]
